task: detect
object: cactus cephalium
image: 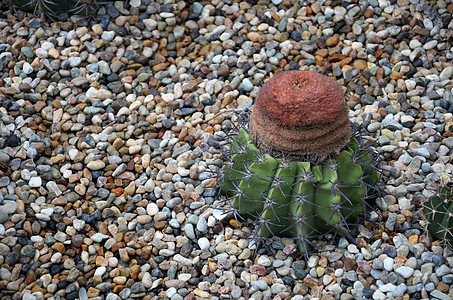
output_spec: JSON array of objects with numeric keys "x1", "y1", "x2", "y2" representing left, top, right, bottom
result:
[
  {"x1": 218, "y1": 71, "x2": 381, "y2": 255},
  {"x1": 423, "y1": 184, "x2": 453, "y2": 246}
]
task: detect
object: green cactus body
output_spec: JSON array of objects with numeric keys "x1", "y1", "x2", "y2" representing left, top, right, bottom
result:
[
  {"x1": 335, "y1": 148, "x2": 367, "y2": 220},
  {"x1": 218, "y1": 71, "x2": 381, "y2": 255},
  {"x1": 289, "y1": 165, "x2": 315, "y2": 237},
  {"x1": 258, "y1": 161, "x2": 299, "y2": 238},
  {"x1": 13, "y1": 0, "x2": 103, "y2": 17},
  {"x1": 423, "y1": 185, "x2": 453, "y2": 244},
  {"x1": 220, "y1": 128, "x2": 379, "y2": 253},
  {"x1": 14, "y1": 0, "x2": 76, "y2": 15}
]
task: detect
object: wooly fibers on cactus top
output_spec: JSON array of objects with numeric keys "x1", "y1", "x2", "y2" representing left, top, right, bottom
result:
[
  {"x1": 250, "y1": 70, "x2": 351, "y2": 163},
  {"x1": 217, "y1": 70, "x2": 381, "y2": 256}
]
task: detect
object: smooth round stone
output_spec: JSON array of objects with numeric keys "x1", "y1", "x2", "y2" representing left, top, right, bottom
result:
[
  {"x1": 87, "y1": 161, "x2": 106, "y2": 170},
  {"x1": 90, "y1": 233, "x2": 109, "y2": 243},
  {"x1": 395, "y1": 266, "x2": 414, "y2": 278},
  {"x1": 198, "y1": 237, "x2": 210, "y2": 250},
  {"x1": 251, "y1": 280, "x2": 268, "y2": 290},
  {"x1": 1, "y1": 201, "x2": 17, "y2": 214},
  {"x1": 40, "y1": 208, "x2": 54, "y2": 216},
  {"x1": 113, "y1": 276, "x2": 127, "y2": 285},
  {"x1": 166, "y1": 287, "x2": 177, "y2": 298},
  {"x1": 21, "y1": 245, "x2": 36, "y2": 257},
  {"x1": 383, "y1": 257, "x2": 394, "y2": 271},
  {"x1": 257, "y1": 256, "x2": 271, "y2": 267},
  {"x1": 28, "y1": 177, "x2": 42, "y2": 187},
  {"x1": 184, "y1": 224, "x2": 195, "y2": 240},
  {"x1": 177, "y1": 273, "x2": 191, "y2": 281},
  {"x1": 146, "y1": 203, "x2": 158, "y2": 216},
  {"x1": 68, "y1": 57, "x2": 82, "y2": 67},
  {"x1": 23, "y1": 62, "x2": 33, "y2": 74},
  {"x1": 177, "y1": 167, "x2": 190, "y2": 177},
  {"x1": 196, "y1": 217, "x2": 207, "y2": 232},
  {"x1": 241, "y1": 78, "x2": 253, "y2": 92},
  {"x1": 73, "y1": 219, "x2": 85, "y2": 231},
  {"x1": 273, "y1": 259, "x2": 285, "y2": 268},
  {"x1": 412, "y1": 148, "x2": 430, "y2": 158},
  {"x1": 326, "y1": 35, "x2": 340, "y2": 46}
]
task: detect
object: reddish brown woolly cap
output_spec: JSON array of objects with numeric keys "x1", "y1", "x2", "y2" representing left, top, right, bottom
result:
[{"x1": 249, "y1": 70, "x2": 351, "y2": 161}]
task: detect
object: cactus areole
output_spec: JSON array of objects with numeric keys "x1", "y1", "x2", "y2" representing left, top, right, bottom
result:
[
  {"x1": 423, "y1": 184, "x2": 453, "y2": 246},
  {"x1": 219, "y1": 70, "x2": 381, "y2": 255}
]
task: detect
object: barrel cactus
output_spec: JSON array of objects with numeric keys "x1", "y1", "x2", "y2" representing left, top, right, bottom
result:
[
  {"x1": 423, "y1": 183, "x2": 453, "y2": 246},
  {"x1": 13, "y1": 0, "x2": 104, "y2": 19},
  {"x1": 218, "y1": 70, "x2": 381, "y2": 255}
]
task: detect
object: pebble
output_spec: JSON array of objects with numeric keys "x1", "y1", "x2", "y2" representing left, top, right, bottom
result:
[{"x1": 0, "y1": 1, "x2": 451, "y2": 300}]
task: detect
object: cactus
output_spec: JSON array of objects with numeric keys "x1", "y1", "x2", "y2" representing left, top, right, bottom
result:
[
  {"x1": 217, "y1": 71, "x2": 381, "y2": 255},
  {"x1": 12, "y1": 0, "x2": 107, "y2": 19},
  {"x1": 423, "y1": 184, "x2": 453, "y2": 246}
]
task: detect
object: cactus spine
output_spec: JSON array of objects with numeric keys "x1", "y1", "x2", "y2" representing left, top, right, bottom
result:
[
  {"x1": 423, "y1": 184, "x2": 453, "y2": 246},
  {"x1": 218, "y1": 71, "x2": 381, "y2": 254},
  {"x1": 13, "y1": 0, "x2": 103, "y2": 19}
]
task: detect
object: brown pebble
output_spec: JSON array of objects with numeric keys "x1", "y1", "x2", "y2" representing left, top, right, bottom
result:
[
  {"x1": 112, "y1": 138, "x2": 124, "y2": 150},
  {"x1": 130, "y1": 265, "x2": 140, "y2": 279},
  {"x1": 0, "y1": 87, "x2": 18, "y2": 94},
  {"x1": 52, "y1": 242, "x2": 66, "y2": 253},
  {"x1": 51, "y1": 154, "x2": 65, "y2": 164},
  {"x1": 325, "y1": 35, "x2": 339, "y2": 47},
  {"x1": 25, "y1": 273, "x2": 36, "y2": 285},
  {"x1": 165, "y1": 279, "x2": 185, "y2": 288},
  {"x1": 250, "y1": 265, "x2": 266, "y2": 276},
  {"x1": 212, "y1": 223, "x2": 223, "y2": 234},
  {"x1": 72, "y1": 235, "x2": 84, "y2": 247},
  {"x1": 217, "y1": 66, "x2": 230, "y2": 77},
  {"x1": 419, "y1": 234, "x2": 431, "y2": 248},
  {"x1": 315, "y1": 49, "x2": 328, "y2": 57},
  {"x1": 364, "y1": 8, "x2": 374, "y2": 18},
  {"x1": 448, "y1": 3, "x2": 453, "y2": 13},
  {"x1": 180, "y1": 244, "x2": 193, "y2": 257},
  {"x1": 377, "y1": 107, "x2": 387, "y2": 117},
  {"x1": 39, "y1": 253, "x2": 51, "y2": 263},
  {"x1": 344, "y1": 258, "x2": 357, "y2": 271},
  {"x1": 353, "y1": 59, "x2": 368, "y2": 71},
  {"x1": 87, "y1": 287, "x2": 101, "y2": 297},
  {"x1": 437, "y1": 281, "x2": 449, "y2": 293},
  {"x1": 153, "y1": 63, "x2": 170, "y2": 72},
  {"x1": 154, "y1": 221, "x2": 167, "y2": 230},
  {"x1": 23, "y1": 221, "x2": 33, "y2": 236},
  {"x1": 303, "y1": 277, "x2": 318, "y2": 288},
  {"x1": 31, "y1": 285, "x2": 46, "y2": 294},
  {"x1": 357, "y1": 260, "x2": 371, "y2": 275},
  {"x1": 51, "y1": 100, "x2": 61, "y2": 109}
]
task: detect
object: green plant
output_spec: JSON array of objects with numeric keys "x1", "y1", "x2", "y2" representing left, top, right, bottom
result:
[
  {"x1": 423, "y1": 183, "x2": 453, "y2": 246},
  {"x1": 12, "y1": 0, "x2": 109, "y2": 20},
  {"x1": 217, "y1": 71, "x2": 381, "y2": 255}
]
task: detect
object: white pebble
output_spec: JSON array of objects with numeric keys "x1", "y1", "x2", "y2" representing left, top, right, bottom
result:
[{"x1": 198, "y1": 237, "x2": 210, "y2": 250}]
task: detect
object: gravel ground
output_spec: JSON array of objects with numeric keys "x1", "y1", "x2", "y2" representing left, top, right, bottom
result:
[{"x1": 0, "y1": 0, "x2": 453, "y2": 299}]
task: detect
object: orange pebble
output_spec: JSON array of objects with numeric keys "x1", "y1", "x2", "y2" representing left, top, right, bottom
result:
[
  {"x1": 408, "y1": 235, "x2": 418, "y2": 244},
  {"x1": 229, "y1": 219, "x2": 241, "y2": 227},
  {"x1": 112, "y1": 188, "x2": 124, "y2": 196}
]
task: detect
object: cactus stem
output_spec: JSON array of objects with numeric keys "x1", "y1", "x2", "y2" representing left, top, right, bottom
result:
[
  {"x1": 287, "y1": 193, "x2": 316, "y2": 208},
  {"x1": 217, "y1": 76, "x2": 382, "y2": 256}
]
